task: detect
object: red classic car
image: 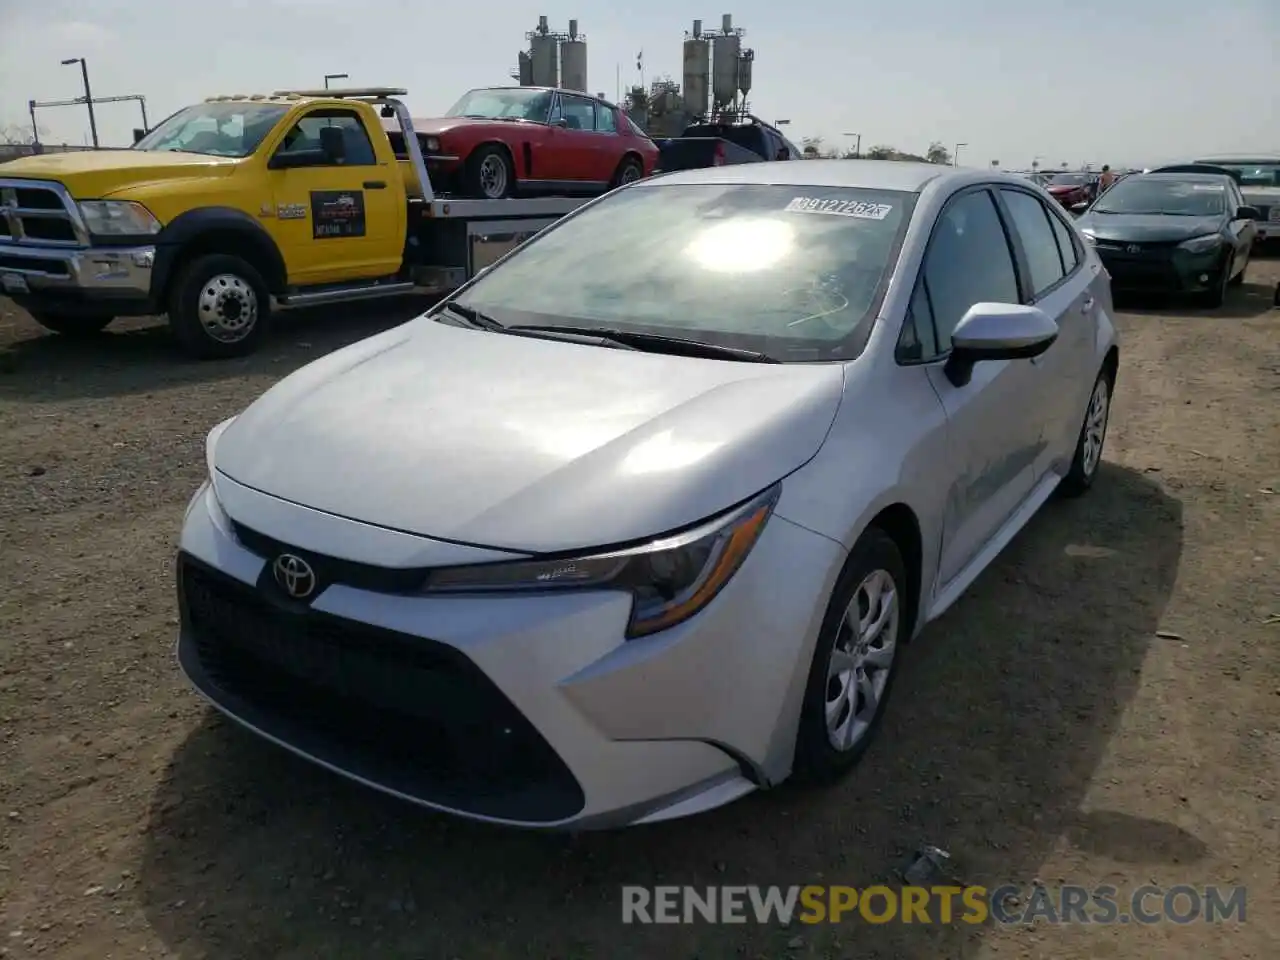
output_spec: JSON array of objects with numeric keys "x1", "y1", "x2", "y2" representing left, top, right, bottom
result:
[
  {"x1": 387, "y1": 86, "x2": 658, "y2": 200},
  {"x1": 1044, "y1": 172, "x2": 1098, "y2": 210}
]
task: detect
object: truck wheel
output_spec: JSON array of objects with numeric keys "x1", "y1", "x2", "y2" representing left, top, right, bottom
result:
[
  {"x1": 167, "y1": 254, "x2": 270, "y2": 359},
  {"x1": 464, "y1": 146, "x2": 514, "y2": 199},
  {"x1": 27, "y1": 310, "x2": 114, "y2": 337},
  {"x1": 611, "y1": 156, "x2": 644, "y2": 188}
]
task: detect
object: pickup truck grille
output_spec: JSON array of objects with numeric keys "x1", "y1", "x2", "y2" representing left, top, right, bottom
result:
[{"x1": 0, "y1": 179, "x2": 86, "y2": 247}]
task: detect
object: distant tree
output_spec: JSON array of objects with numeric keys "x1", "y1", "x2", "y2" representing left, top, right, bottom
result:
[
  {"x1": 865, "y1": 144, "x2": 898, "y2": 160},
  {"x1": 1, "y1": 122, "x2": 46, "y2": 145},
  {"x1": 925, "y1": 141, "x2": 952, "y2": 165},
  {"x1": 801, "y1": 136, "x2": 823, "y2": 158}
]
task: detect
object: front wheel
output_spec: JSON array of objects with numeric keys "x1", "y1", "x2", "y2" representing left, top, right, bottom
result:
[
  {"x1": 166, "y1": 254, "x2": 270, "y2": 360},
  {"x1": 792, "y1": 527, "x2": 908, "y2": 784},
  {"x1": 464, "y1": 146, "x2": 514, "y2": 199},
  {"x1": 27, "y1": 309, "x2": 114, "y2": 337},
  {"x1": 1058, "y1": 368, "x2": 1112, "y2": 497}
]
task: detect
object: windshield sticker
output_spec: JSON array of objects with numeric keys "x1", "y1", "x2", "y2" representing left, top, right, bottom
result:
[
  {"x1": 785, "y1": 197, "x2": 893, "y2": 220},
  {"x1": 1191, "y1": 184, "x2": 1225, "y2": 191}
]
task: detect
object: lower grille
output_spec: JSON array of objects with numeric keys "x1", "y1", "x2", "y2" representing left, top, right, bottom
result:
[{"x1": 178, "y1": 554, "x2": 586, "y2": 823}]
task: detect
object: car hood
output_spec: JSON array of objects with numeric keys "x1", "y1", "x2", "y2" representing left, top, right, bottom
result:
[
  {"x1": 1078, "y1": 212, "x2": 1222, "y2": 242},
  {"x1": 214, "y1": 319, "x2": 845, "y2": 554},
  {"x1": 0, "y1": 149, "x2": 238, "y2": 198}
]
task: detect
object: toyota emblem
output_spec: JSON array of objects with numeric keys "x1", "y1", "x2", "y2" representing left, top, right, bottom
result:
[{"x1": 272, "y1": 553, "x2": 317, "y2": 599}]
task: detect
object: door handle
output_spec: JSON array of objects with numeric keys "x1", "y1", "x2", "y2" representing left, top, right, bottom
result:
[
  {"x1": 1080, "y1": 296, "x2": 1095, "y2": 314},
  {"x1": 363, "y1": 180, "x2": 387, "y2": 189}
]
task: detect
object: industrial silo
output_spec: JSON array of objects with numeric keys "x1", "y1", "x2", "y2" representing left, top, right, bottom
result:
[
  {"x1": 530, "y1": 33, "x2": 559, "y2": 87},
  {"x1": 517, "y1": 51, "x2": 534, "y2": 86},
  {"x1": 736, "y1": 50, "x2": 753, "y2": 99},
  {"x1": 711, "y1": 15, "x2": 741, "y2": 107},
  {"x1": 682, "y1": 20, "x2": 710, "y2": 117},
  {"x1": 560, "y1": 19, "x2": 588, "y2": 92}
]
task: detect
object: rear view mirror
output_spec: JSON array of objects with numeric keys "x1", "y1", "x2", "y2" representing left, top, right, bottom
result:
[
  {"x1": 1236, "y1": 205, "x2": 1260, "y2": 221},
  {"x1": 132, "y1": 128, "x2": 146, "y2": 144},
  {"x1": 945, "y1": 303, "x2": 1059, "y2": 387}
]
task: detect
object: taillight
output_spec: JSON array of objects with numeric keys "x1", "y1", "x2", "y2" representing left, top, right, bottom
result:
[{"x1": 713, "y1": 142, "x2": 726, "y2": 166}]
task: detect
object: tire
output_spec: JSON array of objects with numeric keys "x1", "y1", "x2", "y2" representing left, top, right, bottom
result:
[
  {"x1": 166, "y1": 254, "x2": 270, "y2": 360},
  {"x1": 1058, "y1": 366, "x2": 1113, "y2": 498},
  {"x1": 28, "y1": 310, "x2": 113, "y2": 337},
  {"x1": 611, "y1": 156, "x2": 644, "y2": 188},
  {"x1": 792, "y1": 527, "x2": 909, "y2": 785},
  {"x1": 463, "y1": 145, "x2": 514, "y2": 199}
]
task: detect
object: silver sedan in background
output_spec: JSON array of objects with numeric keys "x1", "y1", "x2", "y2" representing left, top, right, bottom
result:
[{"x1": 178, "y1": 161, "x2": 1119, "y2": 830}]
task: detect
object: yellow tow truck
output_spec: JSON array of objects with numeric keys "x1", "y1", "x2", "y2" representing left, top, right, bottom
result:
[{"x1": 0, "y1": 88, "x2": 586, "y2": 358}]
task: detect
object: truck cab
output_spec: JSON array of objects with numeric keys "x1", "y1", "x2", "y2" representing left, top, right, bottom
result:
[{"x1": 0, "y1": 88, "x2": 587, "y2": 358}]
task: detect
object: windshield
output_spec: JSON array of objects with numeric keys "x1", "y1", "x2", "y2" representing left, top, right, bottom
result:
[
  {"x1": 1207, "y1": 163, "x2": 1280, "y2": 188},
  {"x1": 1048, "y1": 173, "x2": 1089, "y2": 186},
  {"x1": 451, "y1": 183, "x2": 915, "y2": 362},
  {"x1": 133, "y1": 102, "x2": 288, "y2": 157},
  {"x1": 445, "y1": 88, "x2": 552, "y2": 122},
  {"x1": 1092, "y1": 178, "x2": 1227, "y2": 216}
]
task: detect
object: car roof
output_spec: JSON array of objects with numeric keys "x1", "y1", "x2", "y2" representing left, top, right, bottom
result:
[
  {"x1": 1192, "y1": 155, "x2": 1280, "y2": 164},
  {"x1": 638, "y1": 160, "x2": 1033, "y2": 193},
  {"x1": 465, "y1": 85, "x2": 619, "y2": 107}
]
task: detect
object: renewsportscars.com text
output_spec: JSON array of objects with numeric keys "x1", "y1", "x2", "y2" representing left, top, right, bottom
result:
[{"x1": 621, "y1": 884, "x2": 1248, "y2": 925}]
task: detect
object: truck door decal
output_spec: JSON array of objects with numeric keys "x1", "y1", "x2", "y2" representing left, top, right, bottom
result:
[{"x1": 310, "y1": 190, "x2": 366, "y2": 239}]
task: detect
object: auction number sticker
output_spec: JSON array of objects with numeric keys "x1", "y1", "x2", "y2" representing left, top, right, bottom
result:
[{"x1": 785, "y1": 197, "x2": 893, "y2": 220}]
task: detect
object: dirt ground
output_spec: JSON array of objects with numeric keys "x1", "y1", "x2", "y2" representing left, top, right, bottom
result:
[{"x1": 0, "y1": 261, "x2": 1277, "y2": 960}]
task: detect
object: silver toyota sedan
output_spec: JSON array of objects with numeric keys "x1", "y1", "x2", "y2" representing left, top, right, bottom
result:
[{"x1": 177, "y1": 161, "x2": 1119, "y2": 830}]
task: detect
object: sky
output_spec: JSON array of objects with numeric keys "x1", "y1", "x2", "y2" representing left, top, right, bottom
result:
[{"x1": 1, "y1": 0, "x2": 1276, "y2": 169}]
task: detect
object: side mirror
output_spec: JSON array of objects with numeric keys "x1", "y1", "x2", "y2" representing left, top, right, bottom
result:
[
  {"x1": 944, "y1": 303, "x2": 1059, "y2": 388},
  {"x1": 132, "y1": 128, "x2": 146, "y2": 144},
  {"x1": 1236, "y1": 205, "x2": 1260, "y2": 221},
  {"x1": 267, "y1": 148, "x2": 328, "y2": 170}
]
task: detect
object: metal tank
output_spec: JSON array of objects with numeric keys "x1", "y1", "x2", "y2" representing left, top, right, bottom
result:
[
  {"x1": 560, "y1": 22, "x2": 588, "y2": 93},
  {"x1": 736, "y1": 50, "x2": 753, "y2": 97},
  {"x1": 711, "y1": 24, "x2": 741, "y2": 106},
  {"x1": 516, "y1": 50, "x2": 534, "y2": 86},
  {"x1": 682, "y1": 21, "x2": 710, "y2": 117},
  {"x1": 530, "y1": 33, "x2": 559, "y2": 88}
]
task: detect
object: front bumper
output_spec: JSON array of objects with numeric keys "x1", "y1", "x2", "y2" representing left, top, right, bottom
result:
[
  {"x1": 0, "y1": 241, "x2": 157, "y2": 314},
  {"x1": 175, "y1": 477, "x2": 843, "y2": 829},
  {"x1": 1094, "y1": 242, "x2": 1224, "y2": 293}
]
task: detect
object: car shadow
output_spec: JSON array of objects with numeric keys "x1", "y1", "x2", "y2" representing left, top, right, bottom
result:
[
  {"x1": 138, "y1": 464, "x2": 1182, "y2": 960},
  {"x1": 0, "y1": 296, "x2": 439, "y2": 403},
  {"x1": 1113, "y1": 279, "x2": 1275, "y2": 319}
]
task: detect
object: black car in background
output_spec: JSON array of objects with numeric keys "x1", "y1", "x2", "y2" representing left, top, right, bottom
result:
[{"x1": 1075, "y1": 172, "x2": 1258, "y2": 306}]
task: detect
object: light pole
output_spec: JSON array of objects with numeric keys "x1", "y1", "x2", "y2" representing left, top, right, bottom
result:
[
  {"x1": 774, "y1": 119, "x2": 791, "y2": 127},
  {"x1": 60, "y1": 57, "x2": 98, "y2": 148},
  {"x1": 843, "y1": 131, "x2": 861, "y2": 158},
  {"x1": 953, "y1": 142, "x2": 967, "y2": 166},
  {"x1": 324, "y1": 73, "x2": 349, "y2": 89}
]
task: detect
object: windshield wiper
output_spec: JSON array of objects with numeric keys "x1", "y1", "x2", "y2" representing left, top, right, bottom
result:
[
  {"x1": 506, "y1": 324, "x2": 780, "y2": 363},
  {"x1": 438, "y1": 302, "x2": 504, "y2": 330}
]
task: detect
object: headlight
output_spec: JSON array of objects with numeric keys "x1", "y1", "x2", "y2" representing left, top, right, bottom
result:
[
  {"x1": 1178, "y1": 234, "x2": 1222, "y2": 254},
  {"x1": 424, "y1": 483, "x2": 781, "y2": 639},
  {"x1": 423, "y1": 136, "x2": 441, "y2": 153},
  {"x1": 78, "y1": 200, "x2": 161, "y2": 237},
  {"x1": 205, "y1": 416, "x2": 237, "y2": 477}
]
